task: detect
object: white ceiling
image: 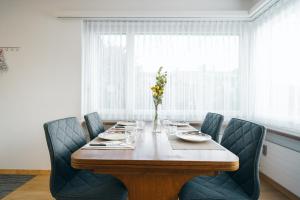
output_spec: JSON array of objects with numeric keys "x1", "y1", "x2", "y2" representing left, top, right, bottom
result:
[
  {"x1": 1, "y1": 0, "x2": 265, "y2": 19},
  {"x1": 1, "y1": 0, "x2": 258, "y2": 12},
  {"x1": 56, "y1": 0, "x2": 255, "y2": 11}
]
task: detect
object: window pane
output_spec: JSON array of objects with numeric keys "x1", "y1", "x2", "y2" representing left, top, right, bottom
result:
[
  {"x1": 134, "y1": 34, "x2": 240, "y2": 118},
  {"x1": 82, "y1": 21, "x2": 245, "y2": 121},
  {"x1": 251, "y1": 0, "x2": 300, "y2": 133}
]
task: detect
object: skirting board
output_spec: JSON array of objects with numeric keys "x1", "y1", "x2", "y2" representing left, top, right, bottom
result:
[
  {"x1": 260, "y1": 172, "x2": 300, "y2": 200},
  {"x1": 0, "y1": 169, "x2": 50, "y2": 175}
]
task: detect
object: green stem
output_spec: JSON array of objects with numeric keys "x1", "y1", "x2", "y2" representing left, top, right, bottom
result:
[{"x1": 154, "y1": 104, "x2": 158, "y2": 121}]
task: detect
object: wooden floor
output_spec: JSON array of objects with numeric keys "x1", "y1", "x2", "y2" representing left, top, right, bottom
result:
[{"x1": 1, "y1": 175, "x2": 292, "y2": 200}]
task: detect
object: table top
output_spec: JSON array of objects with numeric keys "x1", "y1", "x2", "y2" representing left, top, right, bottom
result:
[{"x1": 71, "y1": 123, "x2": 239, "y2": 172}]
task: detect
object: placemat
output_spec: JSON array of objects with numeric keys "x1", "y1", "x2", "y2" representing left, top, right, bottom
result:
[
  {"x1": 167, "y1": 135, "x2": 225, "y2": 150},
  {"x1": 81, "y1": 144, "x2": 134, "y2": 150},
  {"x1": 81, "y1": 138, "x2": 135, "y2": 150}
]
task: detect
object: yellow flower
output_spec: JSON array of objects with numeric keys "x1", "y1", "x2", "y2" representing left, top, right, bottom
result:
[
  {"x1": 156, "y1": 85, "x2": 160, "y2": 89},
  {"x1": 153, "y1": 92, "x2": 157, "y2": 97}
]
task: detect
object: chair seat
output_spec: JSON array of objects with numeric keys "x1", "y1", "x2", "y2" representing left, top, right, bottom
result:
[
  {"x1": 55, "y1": 170, "x2": 127, "y2": 200},
  {"x1": 179, "y1": 173, "x2": 251, "y2": 200}
]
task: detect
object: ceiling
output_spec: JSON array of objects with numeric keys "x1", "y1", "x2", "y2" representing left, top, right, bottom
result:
[
  {"x1": 1, "y1": 0, "x2": 259, "y2": 12},
  {"x1": 56, "y1": 0, "x2": 256, "y2": 11}
]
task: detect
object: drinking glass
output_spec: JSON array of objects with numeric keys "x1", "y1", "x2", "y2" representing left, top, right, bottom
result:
[
  {"x1": 162, "y1": 119, "x2": 170, "y2": 134},
  {"x1": 162, "y1": 119, "x2": 171, "y2": 127},
  {"x1": 125, "y1": 126, "x2": 135, "y2": 145},
  {"x1": 136, "y1": 120, "x2": 145, "y2": 130},
  {"x1": 167, "y1": 125, "x2": 177, "y2": 136}
]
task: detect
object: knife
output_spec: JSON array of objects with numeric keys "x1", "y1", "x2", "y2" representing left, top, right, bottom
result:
[
  {"x1": 89, "y1": 143, "x2": 108, "y2": 146},
  {"x1": 181, "y1": 131, "x2": 206, "y2": 135}
]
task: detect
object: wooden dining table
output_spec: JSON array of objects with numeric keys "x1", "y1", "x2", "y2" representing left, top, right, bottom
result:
[{"x1": 71, "y1": 123, "x2": 239, "y2": 200}]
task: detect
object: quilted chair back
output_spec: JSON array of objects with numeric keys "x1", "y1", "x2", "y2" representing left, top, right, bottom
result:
[
  {"x1": 201, "y1": 112, "x2": 224, "y2": 141},
  {"x1": 221, "y1": 118, "x2": 265, "y2": 200},
  {"x1": 84, "y1": 112, "x2": 105, "y2": 140},
  {"x1": 44, "y1": 117, "x2": 87, "y2": 196}
]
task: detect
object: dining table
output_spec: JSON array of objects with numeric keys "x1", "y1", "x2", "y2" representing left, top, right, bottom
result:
[{"x1": 71, "y1": 122, "x2": 239, "y2": 200}]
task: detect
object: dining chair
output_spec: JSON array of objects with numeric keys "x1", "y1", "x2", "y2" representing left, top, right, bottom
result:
[
  {"x1": 44, "y1": 117, "x2": 127, "y2": 200},
  {"x1": 179, "y1": 118, "x2": 265, "y2": 200},
  {"x1": 84, "y1": 112, "x2": 105, "y2": 140},
  {"x1": 200, "y1": 112, "x2": 224, "y2": 142}
]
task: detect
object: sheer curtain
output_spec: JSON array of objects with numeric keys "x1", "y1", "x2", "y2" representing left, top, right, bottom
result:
[
  {"x1": 249, "y1": 0, "x2": 300, "y2": 133},
  {"x1": 82, "y1": 20, "x2": 249, "y2": 121}
]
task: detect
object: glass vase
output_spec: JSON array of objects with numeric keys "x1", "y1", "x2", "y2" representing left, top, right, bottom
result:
[{"x1": 152, "y1": 104, "x2": 161, "y2": 133}]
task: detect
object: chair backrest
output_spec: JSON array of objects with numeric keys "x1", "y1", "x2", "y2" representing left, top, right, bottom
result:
[
  {"x1": 221, "y1": 118, "x2": 265, "y2": 200},
  {"x1": 201, "y1": 112, "x2": 224, "y2": 141},
  {"x1": 44, "y1": 117, "x2": 86, "y2": 196},
  {"x1": 84, "y1": 112, "x2": 105, "y2": 140}
]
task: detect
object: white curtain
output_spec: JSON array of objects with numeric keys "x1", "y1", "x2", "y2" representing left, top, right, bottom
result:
[
  {"x1": 82, "y1": 20, "x2": 249, "y2": 121},
  {"x1": 82, "y1": 0, "x2": 300, "y2": 134},
  {"x1": 249, "y1": 0, "x2": 300, "y2": 133}
]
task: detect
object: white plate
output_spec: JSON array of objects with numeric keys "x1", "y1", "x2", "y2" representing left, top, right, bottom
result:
[
  {"x1": 170, "y1": 122, "x2": 189, "y2": 127},
  {"x1": 117, "y1": 121, "x2": 136, "y2": 126},
  {"x1": 108, "y1": 128, "x2": 125, "y2": 132},
  {"x1": 176, "y1": 132, "x2": 211, "y2": 142},
  {"x1": 98, "y1": 133, "x2": 127, "y2": 141}
]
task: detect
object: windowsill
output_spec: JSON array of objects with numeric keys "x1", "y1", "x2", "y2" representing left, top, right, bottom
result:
[{"x1": 267, "y1": 128, "x2": 300, "y2": 141}]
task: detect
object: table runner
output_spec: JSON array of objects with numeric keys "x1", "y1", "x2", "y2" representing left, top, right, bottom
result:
[{"x1": 167, "y1": 135, "x2": 225, "y2": 150}]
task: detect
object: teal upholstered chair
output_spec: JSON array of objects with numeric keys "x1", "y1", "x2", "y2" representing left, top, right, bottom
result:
[
  {"x1": 180, "y1": 118, "x2": 265, "y2": 200},
  {"x1": 44, "y1": 117, "x2": 127, "y2": 200},
  {"x1": 84, "y1": 112, "x2": 105, "y2": 140},
  {"x1": 200, "y1": 112, "x2": 224, "y2": 142}
]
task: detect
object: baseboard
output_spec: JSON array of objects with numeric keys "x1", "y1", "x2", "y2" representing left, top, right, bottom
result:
[
  {"x1": 260, "y1": 172, "x2": 300, "y2": 200},
  {"x1": 0, "y1": 169, "x2": 50, "y2": 175}
]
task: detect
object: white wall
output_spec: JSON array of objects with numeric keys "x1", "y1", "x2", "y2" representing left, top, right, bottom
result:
[
  {"x1": 0, "y1": 1, "x2": 82, "y2": 169},
  {"x1": 260, "y1": 141, "x2": 300, "y2": 197}
]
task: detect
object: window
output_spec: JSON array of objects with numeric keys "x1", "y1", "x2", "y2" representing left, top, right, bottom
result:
[
  {"x1": 134, "y1": 34, "x2": 240, "y2": 119},
  {"x1": 82, "y1": 21, "x2": 246, "y2": 120},
  {"x1": 82, "y1": 3, "x2": 300, "y2": 135},
  {"x1": 250, "y1": 0, "x2": 300, "y2": 134}
]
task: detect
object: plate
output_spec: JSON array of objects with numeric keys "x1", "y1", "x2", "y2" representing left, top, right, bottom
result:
[
  {"x1": 175, "y1": 132, "x2": 211, "y2": 142},
  {"x1": 170, "y1": 122, "x2": 189, "y2": 127},
  {"x1": 98, "y1": 133, "x2": 127, "y2": 141},
  {"x1": 109, "y1": 128, "x2": 125, "y2": 132},
  {"x1": 117, "y1": 121, "x2": 136, "y2": 126}
]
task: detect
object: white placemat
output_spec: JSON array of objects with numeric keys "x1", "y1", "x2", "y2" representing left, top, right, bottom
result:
[
  {"x1": 167, "y1": 135, "x2": 225, "y2": 150},
  {"x1": 81, "y1": 139, "x2": 135, "y2": 150}
]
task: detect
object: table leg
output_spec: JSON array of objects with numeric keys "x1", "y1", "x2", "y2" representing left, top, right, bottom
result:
[{"x1": 114, "y1": 173, "x2": 213, "y2": 200}]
